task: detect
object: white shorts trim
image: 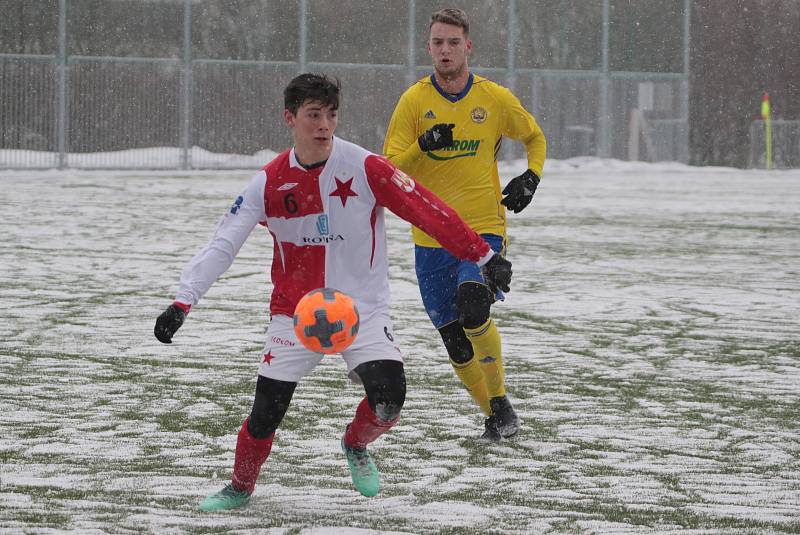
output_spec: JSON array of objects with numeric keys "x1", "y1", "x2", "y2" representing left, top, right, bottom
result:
[{"x1": 257, "y1": 312, "x2": 403, "y2": 383}]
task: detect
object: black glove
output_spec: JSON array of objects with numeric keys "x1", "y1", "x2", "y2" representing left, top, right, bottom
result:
[
  {"x1": 154, "y1": 304, "x2": 186, "y2": 344},
  {"x1": 481, "y1": 253, "x2": 512, "y2": 293},
  {"x1": 418, "y1": 123, "x2": 455, "y2": 152},
  {"x1": 501, "y1": 169, "x2": 540, "y2": 213}
]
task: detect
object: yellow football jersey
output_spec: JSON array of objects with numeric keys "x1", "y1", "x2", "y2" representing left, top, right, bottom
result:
[{"x1": 384, "y1": 73, "x2": 546, "y2": 248}]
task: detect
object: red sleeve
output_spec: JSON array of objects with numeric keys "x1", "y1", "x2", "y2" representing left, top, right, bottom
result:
[{"x1": 364, "y1": 154, "x2": 492, "y2": 263}]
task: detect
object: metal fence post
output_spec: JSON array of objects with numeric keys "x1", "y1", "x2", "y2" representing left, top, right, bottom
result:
[
  {"x1": 181, "y1": 0, "x2": 192, "y2": 170},
  {"x1": 299, "y1": 0, "x2": 307, "y2": 73},
  {"x1": 681, "y1": 0, "x2": 691, "y2": 163},
  {"x1": 504, "y1": 0, "x2": 517, "y2": 161},
  {"x1": 407, "y1": 0, "x2": 416, "y2": 86},
  {"x1": 506, "y1": 0, "x2": 517, "y2": 86},
  {"x1": 56, "y1": 0, "x2": 67, "y2": 169},
  {"x1": 598, "y1": 0, "x2": 611, "y2": 158}
]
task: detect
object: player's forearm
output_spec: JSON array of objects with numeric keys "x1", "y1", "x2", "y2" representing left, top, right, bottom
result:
[
  {"x1": 525, "y1": 131, "x2": 547, "y2": 177},
  {"x1": 175, "y1": 237, "x2": 239, "y2": 306},
  {"x1": 385, "y1": 140, "x2": 424, "y2": 173},
  {"x1": 366, "y1": 156, "x2": 490, "y2": 263}
]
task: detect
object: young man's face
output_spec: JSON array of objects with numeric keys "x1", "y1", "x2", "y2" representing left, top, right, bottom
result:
[
  {"x1": 427, "y1": 22, "x2": 471, "y2": 78},
  {"x1": 284, "y1": 99, "x2": 338, "y2": 158}
]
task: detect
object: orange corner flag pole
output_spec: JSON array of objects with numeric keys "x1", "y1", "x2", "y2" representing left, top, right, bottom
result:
[{"x1": 761, "y1": 92, "x2": 772, "y2": 170}]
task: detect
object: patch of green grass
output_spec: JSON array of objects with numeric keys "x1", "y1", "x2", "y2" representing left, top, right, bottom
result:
[
  {"x1": 12, "y1": 510, "x2": 72, "y2": 528},
  {"x1": 18, "y1": 425, "x2": 61, "y2": 440}
]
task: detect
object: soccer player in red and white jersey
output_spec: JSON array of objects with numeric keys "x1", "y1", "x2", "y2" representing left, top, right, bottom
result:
[{"x1": 154, "y1": 73, "x2": 512, "y2": 511}]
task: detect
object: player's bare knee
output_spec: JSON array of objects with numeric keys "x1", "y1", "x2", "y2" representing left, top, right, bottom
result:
[{"x1": 456, "y1": 282, "x2": 492, "y2": 329}]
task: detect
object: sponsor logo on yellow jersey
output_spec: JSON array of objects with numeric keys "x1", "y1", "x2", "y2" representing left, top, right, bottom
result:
[{"x1": 426, "y1": 139, "x2": 481, "y2": 161}]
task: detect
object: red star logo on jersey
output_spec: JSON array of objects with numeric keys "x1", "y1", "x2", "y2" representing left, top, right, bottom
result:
[
  {"x1": 329, "y1": 177, "x2": 358, "y2": 207},
  {"x1": 262, "y1": 351, "x2": 274, "y2": 365}
]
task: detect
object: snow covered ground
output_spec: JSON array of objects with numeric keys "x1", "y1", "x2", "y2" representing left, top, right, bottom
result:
[{"x1": 1, "y1": 155, "x2": 799, "y2": 534}]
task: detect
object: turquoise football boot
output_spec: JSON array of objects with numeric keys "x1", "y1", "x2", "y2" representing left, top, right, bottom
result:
[
  {"x1": 341, "y1": 438, "x2": 380, "y2": 497},
  {"x1": 198, "y1": 484, "x2": 251, "y2": 512}
]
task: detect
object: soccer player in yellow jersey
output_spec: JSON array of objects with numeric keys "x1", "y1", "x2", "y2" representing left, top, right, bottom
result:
[{"x1": 383, "y1": 8, "x2": 546, "y2": 442}]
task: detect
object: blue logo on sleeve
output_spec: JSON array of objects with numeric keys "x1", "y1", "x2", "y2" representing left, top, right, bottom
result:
[
  {"x1": 230, "y1": 195, "x2": 244, "y2": 214},
  {"x1": 316, "y1": 214, "x2": 329, "y2": 235}
]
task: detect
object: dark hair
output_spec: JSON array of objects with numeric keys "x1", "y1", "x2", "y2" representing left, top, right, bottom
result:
[
  {"x1": 429, "y1": 8, "x2": 469, "y2": 35},
  {"x1": 284, "y1": 73, "x2": 341, "y2": 115}
]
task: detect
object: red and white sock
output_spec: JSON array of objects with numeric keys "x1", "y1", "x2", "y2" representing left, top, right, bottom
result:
[
  {"x1": 231, "y1": 418, "x2": 274, "y2": 493},
  {"x1": 343, "y1": 397, "x2": 399, "y2": 450}
]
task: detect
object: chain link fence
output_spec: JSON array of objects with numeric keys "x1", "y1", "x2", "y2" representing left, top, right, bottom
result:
[{"x1": 1, "y1": 0, "x2": 690, "y2": 170}]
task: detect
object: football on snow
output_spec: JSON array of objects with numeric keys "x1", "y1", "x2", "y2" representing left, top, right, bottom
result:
[{"x1": 293, "y1": 288, "x2": 360, "y2": 354}]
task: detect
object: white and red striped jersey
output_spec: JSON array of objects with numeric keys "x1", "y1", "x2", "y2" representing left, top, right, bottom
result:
[{"x1": 175, "y1": 136, "x2": 493, "y2": 319}]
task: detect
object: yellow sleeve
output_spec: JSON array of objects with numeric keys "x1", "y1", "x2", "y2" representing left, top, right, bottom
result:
[
  {"x1": 500, "y1": 88, "x2": 547, "y2": 177},
  {"x1": 383, "y1": 92, "x2": 425, "y2": 173}
]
